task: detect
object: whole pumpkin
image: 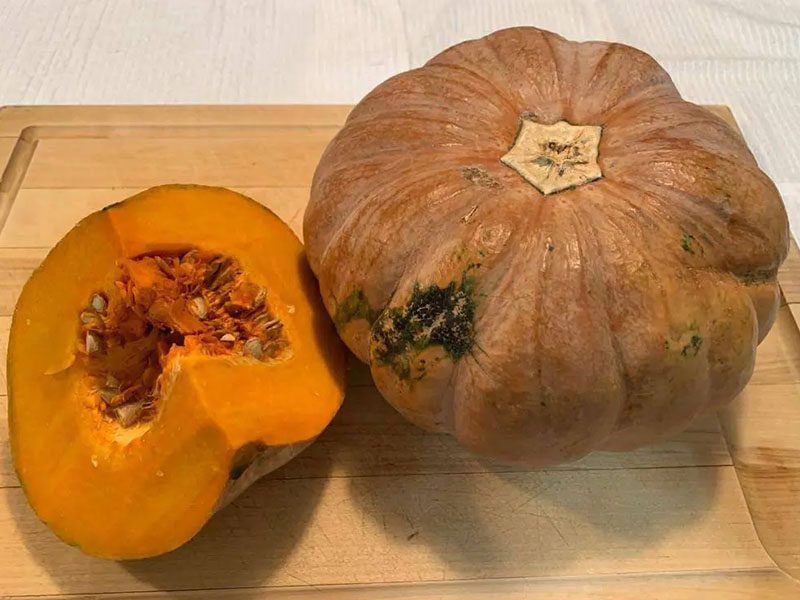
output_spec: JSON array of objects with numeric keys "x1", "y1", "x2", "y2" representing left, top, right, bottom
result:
[{"x1": 304, "y1": 27, "x2": 789, "y2": 465}]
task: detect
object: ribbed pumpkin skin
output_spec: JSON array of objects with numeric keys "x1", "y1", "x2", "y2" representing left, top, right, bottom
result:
[{"x1": 303, "y1": 27, "x2": 789, "y2": 465}]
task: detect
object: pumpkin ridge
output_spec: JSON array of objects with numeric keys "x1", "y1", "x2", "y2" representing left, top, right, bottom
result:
[
  {"x1": 420, "y1": 60, "x2": 522, "y2": 116},
  {"x1": 457, "y1": 36, "x2": 530, "y2": 109},
  {"x1": 568, "y1": 198, "x2": 634, "y2": 437},
  {"x1": 619, "y1": 172, "x2": 786, "y2": 273},
  {"x1": 318, "y1": 165, "x2": 487, "y2": 301},
  {"x1": 410, "y1": 64, "x2": 522, "y2": 119},
  {"x1": 574, "y1": 186, "x2": 707, "y2": 441},
  {"x1": 536, "y1": 29, "x2": 564, "y2": 105},
  {"x1": 606, "y1": 177, "x2": 744, "y2": 271},
  {"x1": 578, "y1": 44, "x2": 671, "y2": 116},
  {"x1": 569, "y1": 202, "x2": 630, "y2": 441}
]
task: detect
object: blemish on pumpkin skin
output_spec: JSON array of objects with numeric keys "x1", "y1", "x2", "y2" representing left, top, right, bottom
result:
[
  {"x1": 461, "y1": 166, "x2": 499, "y2": 188},
  {"x1": 738, "y1": 268, "x2": 777, "y2": 285},
  {"x1": 665, "y1": 321, "x2": 703, "y2": 358},
  {"x1": 334, "y1": 288, "x2": 379, "y2": 328},
  {"x1": 680, "y1": 232, "x2": 703, "y2": 256},
  {"x1": 681, "y1": 335, "x2": 703, "y2": 358},
  {"x1": 372, "y1": 270, "x2": 477, "y2": 380}
]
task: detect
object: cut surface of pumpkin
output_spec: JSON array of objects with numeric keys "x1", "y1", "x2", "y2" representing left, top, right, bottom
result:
[{"x1": 8, "y1": 185, "x2": 346, "y2": 559}]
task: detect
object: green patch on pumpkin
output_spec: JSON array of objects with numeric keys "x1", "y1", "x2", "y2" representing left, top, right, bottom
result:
[
  {"x1": 371, "y1": 269, "x2": 477, "y2": 379},
  {"x1": 680, "y1": 232, "x2": 705, "y2": 256},
  {"x1": 334, "y1": 288, "x2": 379, "y2": 328},
  {"x1": 681, "y1": 334, "x2": 703, "y2": 357},
  {"x1": 738, "y1": 268, "x2": 776, "y2": 285}
]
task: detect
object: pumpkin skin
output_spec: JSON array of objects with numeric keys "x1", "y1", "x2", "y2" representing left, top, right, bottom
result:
[
  {"x1": 304, "y1": 27, "x2": 789, "y2": 466},
  {"x1": 9, "y1": 185, "x2": 346, "y2": 558}
]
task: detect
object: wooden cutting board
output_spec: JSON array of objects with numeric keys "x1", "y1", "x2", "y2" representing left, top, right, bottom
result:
[{"x1": 0, "y1": 105, "x2": 799, "y2": 599}]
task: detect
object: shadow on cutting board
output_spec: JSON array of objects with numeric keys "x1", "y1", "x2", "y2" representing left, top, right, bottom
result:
[
  {"x1": 5, "y1": 440, "x2": 330, "y2": 594},
  {"x1": 122, "y1": 460, "x2": 330, "y2": 591},
  {"x1": 6, "y1": 372, "x2": 721, "y2": 592},
  {"x1": 333, "y1": 387, "x2": 721, "y2": 580}
]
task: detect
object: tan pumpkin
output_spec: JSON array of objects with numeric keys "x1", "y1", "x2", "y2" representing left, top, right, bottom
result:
[{"x1": 304, "y1": 26, "x2": 789, "y2": 465}]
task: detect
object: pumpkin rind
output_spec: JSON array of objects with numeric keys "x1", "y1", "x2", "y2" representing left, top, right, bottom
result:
[
  {"x1": 9, "y1": 185, "x2": 346, "y2": 558},
  {"x1": 304, "y1": 27, "x2": 789, "y2": 465}
]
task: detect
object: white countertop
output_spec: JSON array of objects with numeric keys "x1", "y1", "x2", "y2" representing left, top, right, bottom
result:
[{"x1": 2, "y1": 0, "x2": 799, "y2": 238}]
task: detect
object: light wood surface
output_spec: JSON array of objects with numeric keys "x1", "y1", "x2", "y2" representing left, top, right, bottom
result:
[{"x1": 0, "y1": 105, "x2": 798, "y2": 599}]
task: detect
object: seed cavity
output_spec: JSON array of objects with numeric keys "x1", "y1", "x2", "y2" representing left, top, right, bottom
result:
[{"x1": 77, "y1": 248, "x2": 289, "y2": 430}]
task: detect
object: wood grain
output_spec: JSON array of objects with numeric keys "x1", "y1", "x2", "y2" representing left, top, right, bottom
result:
[
  {"x1": 0, "y1": 105, "x2": 350, "y2": 136},
  {"x1": 13, "y1": 569, "x2": 800, "y2": 600},
  {"x1": 779, "y1": 240, "x2": 800, "y2": 306},
  {"x1": 0, "y1": 139, "x2": 16, "y2": 170},
  {"x1": 23, "y1": 130, "x2": 337, "y2": 189},
  {"x1": 0, "y1": 105, "x2": 798, "y2": 599},
  {"x1": 720, "y1": 383, "x2": 800, "y2": 580},
  {"x1": 0, "y1": 467, "x2": 774, "y2": 596}
]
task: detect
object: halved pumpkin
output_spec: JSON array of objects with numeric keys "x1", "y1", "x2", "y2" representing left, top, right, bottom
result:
[{"x1": 8, "y1": 184, "x2": 346, "y2": 559}]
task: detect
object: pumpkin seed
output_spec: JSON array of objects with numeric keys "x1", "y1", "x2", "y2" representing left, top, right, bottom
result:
[
  {"x1": 105, "y1": 373, "x2": 120, "y2": 388},
  {"x1": 98, "y1": 387, "x2": 118, "y2": 405},
  {"x1": 220, "y1": 333, "x2": 236, "y2": 343},
  {"x1": 115, "y1": 402, "x2": 145, "y2": 428},
  {"x1": 154, "y1": 256, "x2": 173, "y2": 277},
  {"x1": 262, "y1": 340, "x2": 285, "y2": 356},
  {"x1": 210, "y1": 263, "x2": 235, "y2": 290},
  {"x1": 254, "y1": 287, "x2": 266, "y2": 308},
  {"x1": 253, "y1": 313, "x2": 271, "y2": 327},
  {"x1": 262, "y1": 319, "x2": 282, "y2": 332},
  {"x1": 85, "y1": 331, "x2": 102, "y2": 354},
  {"x1": 243, "y1": 337, "x2": 263, "y2": 359},
  {"x1": 90, "y1": 294, "x2": 107, "y2": 313},
  {"x1": 80, "y1": 311, "x2": 104, "y2": 329},
  {"x1": 203, "y1": 260, "x2": 222, "y2": 285},
  {"x1": 189, "y1": 296, "x2": 208, "y2": 319}
]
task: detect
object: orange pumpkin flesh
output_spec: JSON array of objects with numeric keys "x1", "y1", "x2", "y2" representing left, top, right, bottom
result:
[{"x1": 9, "y1": 185, "x2": 346, "y2": 559}]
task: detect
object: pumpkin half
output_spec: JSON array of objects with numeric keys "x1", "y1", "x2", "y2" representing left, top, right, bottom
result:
[
  {"x1": 9, "y1": 185, "x2": 346, "y2": 558},
  {"x1": 304, "y1": 27, "x2": 790, "y2": 465}
]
